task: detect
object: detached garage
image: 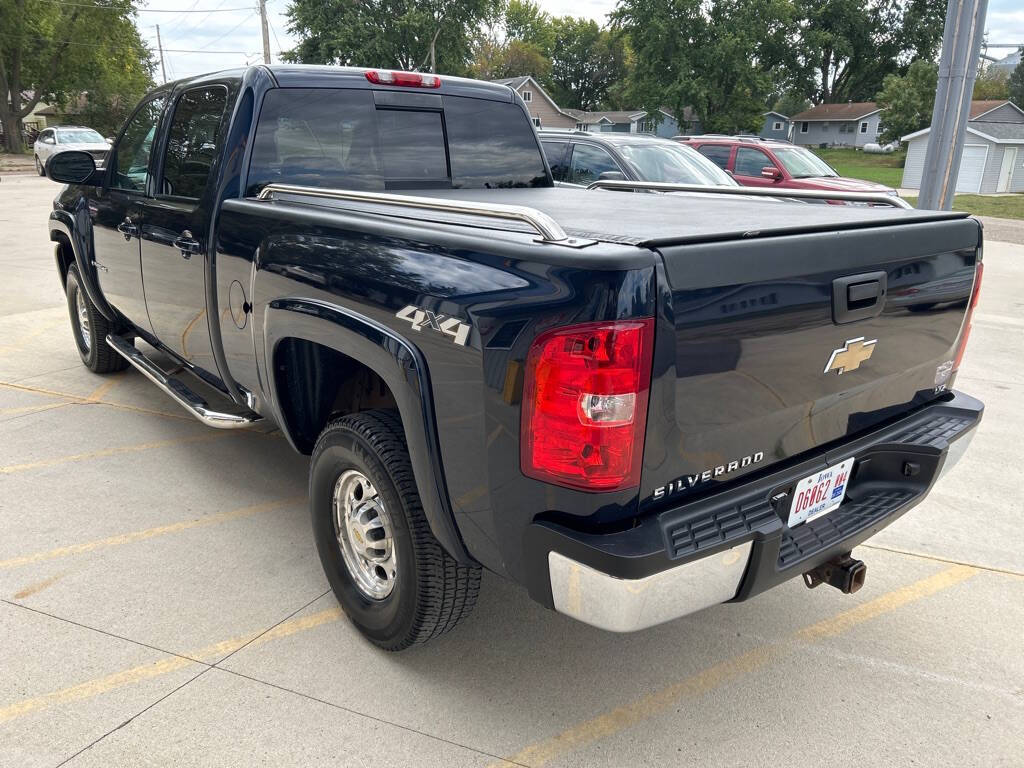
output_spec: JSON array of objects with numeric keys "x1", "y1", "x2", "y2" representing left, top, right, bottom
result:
[{"x1": 900, "y1": 100, "x2": 1024, "y2": 194}]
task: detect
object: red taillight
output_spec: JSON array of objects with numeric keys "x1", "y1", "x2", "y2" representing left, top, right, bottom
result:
[
  {"x1": 952, "y1": 261, "x2": 983, "y2": 371},
  {"x1": 365, "y1": 70, "x2": 441, "y2": 88},
  {"x1": 521, "y1": 319, "x2": 655, "y2": 491}
]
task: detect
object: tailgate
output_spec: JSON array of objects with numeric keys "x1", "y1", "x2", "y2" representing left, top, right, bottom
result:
[{"x1": 640, "y1": 217, "x2": 981, "y2": 507}]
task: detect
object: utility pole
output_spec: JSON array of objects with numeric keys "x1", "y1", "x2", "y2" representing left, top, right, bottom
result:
[
  {"x1": 155, "y1": 24, "x2": 168, "y2": 84},
  {"x1": 258, "y1": 0, "x2": 271, "y2": 65},
  {"x1": 918, "y1": 0, "x2": 989, "y2": 210}
]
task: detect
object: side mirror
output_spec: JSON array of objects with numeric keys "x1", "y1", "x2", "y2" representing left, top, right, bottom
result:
[
  {"x1": 45, "y1": 151, "x2": 100, "y2": 184},
  {"x1": 598, "y1": 170, "x2": 626, "y2": 181},
  {"x1": 106, "y1": 137, "x2": 114, "y2": 145},
  {"x1": 761, "y1": 166, "x2": 783, "y2": 180}
]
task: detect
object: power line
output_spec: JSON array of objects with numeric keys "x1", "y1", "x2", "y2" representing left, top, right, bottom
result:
[
  {"x1": 33, "y1": 0, "x2": 254, "y2": 11},
  {"x1": 0, "y1": 32, "x2": 249, "y2": 53}
]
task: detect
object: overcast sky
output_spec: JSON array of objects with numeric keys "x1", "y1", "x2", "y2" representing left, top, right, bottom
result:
[{"x1": 137, "y1": 0, "x2": 1024, "y2": 82}]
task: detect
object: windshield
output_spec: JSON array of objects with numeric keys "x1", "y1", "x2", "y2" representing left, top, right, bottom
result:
[
  {"x1": 772, "y1": 147, "x2": 837, "y2": 178},
  {"x1": 57, "y1": 129, "x2": 105, "y2": 144},
  {"x1": 617, "y1": 142, "x2": 737, "y2": 186}
]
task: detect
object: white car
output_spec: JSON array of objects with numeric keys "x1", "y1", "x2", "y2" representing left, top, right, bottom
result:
[{"x1": 33, "y1": 126, "x2": 110, "y2": 176}]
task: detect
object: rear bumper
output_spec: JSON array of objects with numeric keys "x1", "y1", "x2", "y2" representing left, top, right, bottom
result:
[{"x1": 527, "y1": 390, "x2": 983, "y2": 632}]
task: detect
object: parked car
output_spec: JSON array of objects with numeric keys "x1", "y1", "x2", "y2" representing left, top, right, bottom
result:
[
  {"x1": 34, "y1": 126, "x2": 110, "y2": 176},
  {"x1": 678, "y1": 135, "x2": 899, "y2": 201},
  {"x1": 43, "y1": 66, "x2": 982, "y2": 650},
  {"x1": 539, "y1": 130, "x2": 737, "y2": 188}
]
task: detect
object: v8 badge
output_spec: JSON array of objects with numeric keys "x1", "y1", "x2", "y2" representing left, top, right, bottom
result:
[{"x1": 396, "y1": 305, "x2": 471, "y2": 347}]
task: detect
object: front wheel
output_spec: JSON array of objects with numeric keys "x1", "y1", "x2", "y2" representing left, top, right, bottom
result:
[
  {"x1": 310, "y1": 410, "x2": 480, "y2": 650},
  {"x1": 65, "y1": 265, "x2": 128, "y2": 373}
]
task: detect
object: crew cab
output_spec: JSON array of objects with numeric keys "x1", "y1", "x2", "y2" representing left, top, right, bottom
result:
[
  {"x1": 44, "y1": 65, "x2": 983, "y2": 650},
  {"x1": 678, "y1": 135, "x2": 899, "y2": 200}
]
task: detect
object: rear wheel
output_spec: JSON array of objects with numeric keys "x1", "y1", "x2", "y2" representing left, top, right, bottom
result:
[
  {"x1": 310, "y1": 410, "x2": 480, "y2": 650},
  {"x1": 35, "y1": 155, "x2": 45, "y2": 176},
  {"x1": 65, "y1": 265, "x2": 128, "y2": 373}
]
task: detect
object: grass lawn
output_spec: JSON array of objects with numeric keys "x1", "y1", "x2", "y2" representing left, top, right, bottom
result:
[
  {"x1": 809, "y1": 147, "x2": 906, "y2": 188},
  {"x1": 902, "y1": 194, "x2": 1024, "y2": 220}
]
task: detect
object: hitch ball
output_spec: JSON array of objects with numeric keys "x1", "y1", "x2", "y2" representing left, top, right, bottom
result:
[{"x1": 803, "y1": 554, "x2": 867, "y2": 594}]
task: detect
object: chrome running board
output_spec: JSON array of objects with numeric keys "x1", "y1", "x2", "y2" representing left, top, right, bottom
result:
[{"x1": 105, "y1": 334, "x2": 261, "y2": 429}]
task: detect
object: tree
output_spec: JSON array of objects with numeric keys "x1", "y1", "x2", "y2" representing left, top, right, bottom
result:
[
  {"x1": 792, "y1": 0, "x2": 946, "y2": 104},
  {"x1": 615, "y1": 0, "x2": 796, "y2": 134},
  {"x1": 874, "y1": 59, "x2": 937, "y2": 144},
  {"x1": 0, "y1": 0, "x2": 153, "y2": 153},
  {"x1": 469, "y1": 38, "x2": 549, "y2": 81},
  {"x1": 773, "y1": 90, "x2": 811, "y2": 119},
  {"x1": 973, "y1": 67, "x2": 1009, "y2": 100},
  {"x1": 1006, "y1": 51, "x2": 1023, "y2": 106},
  {"x1": 504, "y1": 0, "x2": 554, "y2": 56},
  {"x1": 284, "y1": 0, "x2": 498, "y2": 76},
  {"x1": 546, "y1": 18, "x2": 626, "y2": 110}
]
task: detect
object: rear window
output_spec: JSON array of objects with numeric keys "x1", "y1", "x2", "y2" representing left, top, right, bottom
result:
[
  {"x1": 247, "y1": 88, "x2": 549, "y2": 195},
  {"x1": 696, "y1": 144, "x2": 731, "y2": 170}
]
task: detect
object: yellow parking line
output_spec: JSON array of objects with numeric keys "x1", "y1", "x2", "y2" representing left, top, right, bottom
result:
[
  {"x1": 0, "y1": 606, "x2": 342, "y2": 723},
  {"x1": 12, "y1": 573, "x2": 65, "y2": 600},
  {"x1": 489, "y1": 564, "x2": 978, "y2": 768},
  {"x1": 84, "y1": 377, "x2": 122, "y2": 403},
  {"x1": 0, "y1": 496, "x2": 304, "y2": 570},
  {"x1": 0, "y1": 432, "x2": 224, "y2": 475},
  {"x1": 0, "y1": 402, "x2": 68, "y2": 417},
  {"x1": 0, "y1": 380, "x2": 193, "y2": 423}
]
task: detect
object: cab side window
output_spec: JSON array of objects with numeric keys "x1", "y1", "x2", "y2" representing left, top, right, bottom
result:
[
  {"x1": 568, "y1": 143, "x2": 621, "y2": 185},
  {"x1": 734, "y1": 147, "x2": 772, "y2": 177},
  {"x1": 541, "y1": 141, "x2": 569, "y2": 182},
  {"x1": 161, "y1": 86, "x2": 229, "y2": 199},
  {"x1": 111, "y1": 96, "x2": 166, "y2": 192},
  {"x1": 696, "y1": 144, "x2": 730, "y2": 170}
]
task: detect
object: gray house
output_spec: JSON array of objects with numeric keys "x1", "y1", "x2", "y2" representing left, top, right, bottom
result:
[
  {"x1": 759, "y1": 111, "x2": 790, "y2": 141},
  {"x1": 790, "y1": 102, "x2": 883, "y2": 148},
  {"x1": 901, "y1": 100, "x2": 1024, "y2": 194},
  {"x1": 566, "y1": 108, "x2": 686, "y2": 137}
]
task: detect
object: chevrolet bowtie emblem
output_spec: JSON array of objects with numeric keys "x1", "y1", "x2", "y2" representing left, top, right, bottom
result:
[{"x1": 825, "y1": 337, "x2": 877, "y2": 375}]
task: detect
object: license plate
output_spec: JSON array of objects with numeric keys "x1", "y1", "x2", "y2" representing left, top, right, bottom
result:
[{"x1": 787, "y1": 457, "x2": 856, "y2": 528}]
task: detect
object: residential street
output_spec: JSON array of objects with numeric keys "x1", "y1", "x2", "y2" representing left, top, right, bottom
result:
[{"x1": 0, "y1": 174, "x2": 1022, "y2": 767}]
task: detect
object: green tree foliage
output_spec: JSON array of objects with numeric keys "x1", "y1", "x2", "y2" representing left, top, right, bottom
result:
[
  {"x1": 469, "y1": 38, "x2": 549, "y2": 81},
  {"x1": 874, "y1": 59, "x2": 937, "y2": 144},
  {"x1": 972, "y1": 67, "x2": 1008, "y2": 100},
  {"x1": 773, "y1": 90, "x2": 811, "y2": 119},
  {"x1": 615, "y1": 0, "x2": 796, "y2": 134},
  {"x1": 792, "y1": 0, "x2": 946, "y2": 104},
  {"x1": 0, "y1": 0, "x2": 153, "y2": 153},
  {"x1": 284, "y1": 0, "x2": 498, "y2": 76},
  {"x1": 546, "y1": 17, "x2": 626, "y2": 110},
  {"x1": 1011, "y1": 50, "x2": 1024, "y2": 107},
  {"x1": 504, "y1": 0, "x2": 555, "y2": 55}
]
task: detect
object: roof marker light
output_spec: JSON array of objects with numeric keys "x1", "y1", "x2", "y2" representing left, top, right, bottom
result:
[{"x1": 365, "y1": 70, "x2": 441, "y2": 88}]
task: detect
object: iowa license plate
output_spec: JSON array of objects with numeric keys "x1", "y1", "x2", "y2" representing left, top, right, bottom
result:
[{"x1": 787, "y1": 457, "x2": 855, "y2": 528}]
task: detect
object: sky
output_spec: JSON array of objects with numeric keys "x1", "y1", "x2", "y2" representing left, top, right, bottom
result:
[{"x1": 137, "y1": 0, "x2": 1024, "y2": 82}]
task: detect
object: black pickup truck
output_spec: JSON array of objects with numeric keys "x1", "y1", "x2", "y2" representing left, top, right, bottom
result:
[{"x1": 44, "y1": 65, "x2": 983, "y2": 650}]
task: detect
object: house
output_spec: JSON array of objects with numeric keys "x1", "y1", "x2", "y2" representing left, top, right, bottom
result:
[
  {"x1": 900, "y1": 100, "x2": 1024, "y2": 194},
  {"x1": 564, "y1": 108, "x2": 685, "y2": 137},
  {"x1": 789, "y1": 102, "x2": 883, "y2": 148},
  {"x1": 759, "y1": 111, "x2": 790, "y2": 141},
  {"x1": 490, "y1": 76, "x2": 576, "y2": 129}
]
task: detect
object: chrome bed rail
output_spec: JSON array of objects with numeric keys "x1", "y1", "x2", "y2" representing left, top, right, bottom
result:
[
  {"x1": 255, "y1": 183, "x2": 595, "y2": 247},
  {"x1": 586, "y1": 179, "x2": 914, "y2": 209}
]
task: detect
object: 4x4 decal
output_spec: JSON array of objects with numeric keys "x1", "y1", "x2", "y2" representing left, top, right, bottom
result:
[{"x1": 396, "y1": 305, "x2": 471, "y2": 346}]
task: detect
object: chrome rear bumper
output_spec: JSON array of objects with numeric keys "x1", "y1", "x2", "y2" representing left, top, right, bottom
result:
[{"x1": 548, "y1": 543, "x2": 752, "y2": 632}]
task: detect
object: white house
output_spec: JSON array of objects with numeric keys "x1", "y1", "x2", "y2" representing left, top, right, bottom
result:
[{"x1": 900, "y1": 100, "x2": 1024, "y2": 194}]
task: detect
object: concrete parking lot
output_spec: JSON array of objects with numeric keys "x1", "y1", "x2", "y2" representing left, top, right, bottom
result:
[{"x1": 1, "y1": 172, "x2": 1021, "y2": 767}]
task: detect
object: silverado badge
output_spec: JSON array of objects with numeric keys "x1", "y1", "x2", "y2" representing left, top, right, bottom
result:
[{"x1": 825, "y1": 337, "x2": 877, "y2": 375}]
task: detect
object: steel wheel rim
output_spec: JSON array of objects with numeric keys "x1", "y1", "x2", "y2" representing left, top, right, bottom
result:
[
  {"x1": 333, "y1": 469, "x2": 396, "y2": 600},
  {"x1": 75, "y1": 288, "x2": 91, "y2": 352}
]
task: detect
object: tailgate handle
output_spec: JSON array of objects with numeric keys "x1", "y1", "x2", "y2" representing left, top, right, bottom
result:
[{"x1": 832, "y1": 271, "x2": 887, "y2": 324}]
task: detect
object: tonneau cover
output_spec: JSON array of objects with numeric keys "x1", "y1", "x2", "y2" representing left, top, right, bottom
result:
[{"x1": 413, "y1": 187, "x2": 968, "y2": 247}]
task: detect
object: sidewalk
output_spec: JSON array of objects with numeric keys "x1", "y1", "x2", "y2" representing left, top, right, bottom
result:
[{"x1": 0, "y1": 152, "x2": 36, "y2": 176}]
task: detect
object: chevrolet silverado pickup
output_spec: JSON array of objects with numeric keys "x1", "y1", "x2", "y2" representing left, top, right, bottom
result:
[{"x1": 44, "y1": 65, "x2": 984, "y2": 650}]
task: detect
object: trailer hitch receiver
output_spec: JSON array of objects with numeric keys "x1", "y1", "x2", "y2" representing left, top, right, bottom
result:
[{"x1": 803, "y1": 554, "x2": 866, "y2": 594}]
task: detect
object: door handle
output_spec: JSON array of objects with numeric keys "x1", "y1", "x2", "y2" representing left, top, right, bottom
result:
[
  {"x1": 172, "y1": 230, "x2": 200, "y2": 259},
  {"x1": 116, "y1": 218, "x2": 138, "y2": 240}
]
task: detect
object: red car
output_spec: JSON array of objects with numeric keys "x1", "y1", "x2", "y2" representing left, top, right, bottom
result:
[{"x1": 677, "y1": 136, "x2": 900, "y2": 202}]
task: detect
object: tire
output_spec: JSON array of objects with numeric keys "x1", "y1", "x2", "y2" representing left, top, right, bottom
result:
[
  {"x1": 35, "y1": 155, "x2": 45, "y2": 176},
  {"x1": 65, "y1": 265, "x2": 128, "y2": 373},
  {"x1": 310, "y1": 410, "x2": 480, "y2": 650}
]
